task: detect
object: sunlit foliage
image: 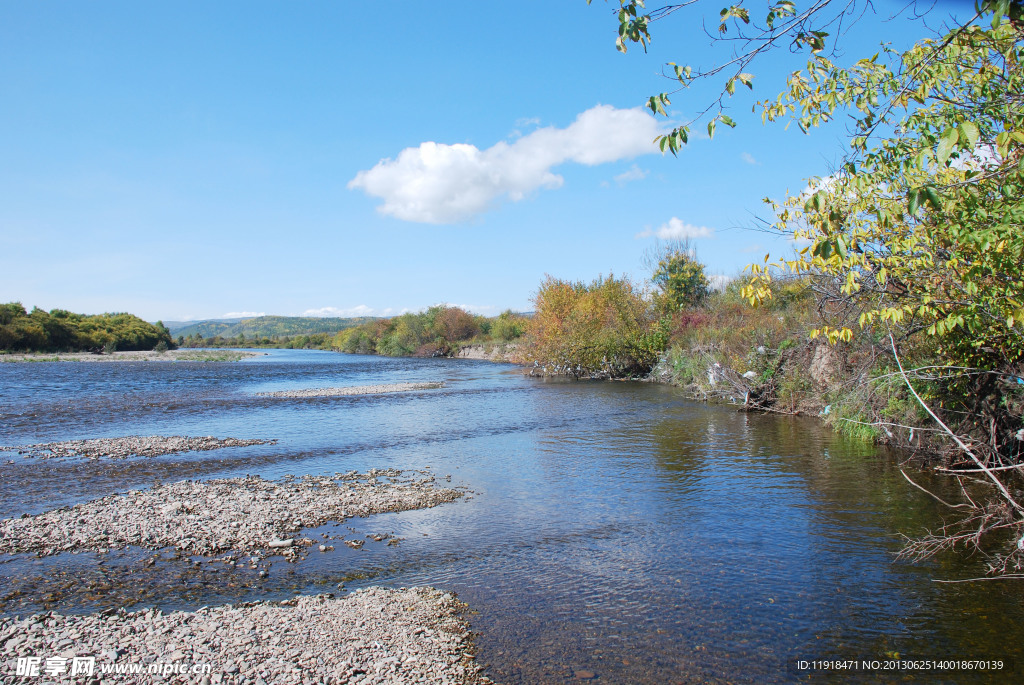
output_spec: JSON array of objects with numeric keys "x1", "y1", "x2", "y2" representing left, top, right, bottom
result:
[{"x1": 0, "y1": 303, "x2": 174, "y2": 352}]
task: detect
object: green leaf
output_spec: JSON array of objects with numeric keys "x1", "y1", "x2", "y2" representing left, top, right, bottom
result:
[
  {"x1": 936, "y1": 127, "x2": 959, "y2": 166},
  {"x1": 708, "y1": 120, "x2": 717, "y2": 139},
  {"x1": 959, "y1": 121, "x2": 979, "y2": 149},
  {"x1": 908, "y1": 187, "x2": 921, "y2": 216},
  {"x1": 923, "y1": 186, "x2": 942, "y2": 210}
]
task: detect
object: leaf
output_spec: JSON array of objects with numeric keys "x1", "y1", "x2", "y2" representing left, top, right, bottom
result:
[
  {"x1": 959, "y1": 121, "x2": 979, "y2": 149},
  {"x1": 936, "y1": 127, "x2": 959, "y2": 166},
  {"x1": 907, "y1": 187, "x2": 922, "y2": 215},
  {"x1": 708, "y1": 120, "x2": 717, "y2": 139},
  {"x1": 923, "y1": 186, "x2": 942, "y2": 210}
]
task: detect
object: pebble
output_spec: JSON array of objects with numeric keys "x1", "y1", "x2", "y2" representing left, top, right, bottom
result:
[
  {"x1": 0, "y1": 589, "x2": 490, "y2": 684},
  {"x1": 256, "y1": 382, "x2": 444, "y2": 398},
  {"x1": 0, "y1": 471, "x2": 462, "y2": 558},
  {"x1": 0, "y1": 435, "x2": 276, "y2": 461}
]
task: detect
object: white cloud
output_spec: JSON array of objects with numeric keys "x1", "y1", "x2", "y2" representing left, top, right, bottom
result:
[
  {"x1": 446, "y1": 303, "x2": 498, "y2": 315},
  {"x1": 302, "y1": 305, "x2": 378, "y2": 318},
  {"x1": 635, "y1": 217, "x2": 715, "y2": 240},
  {"x1": 348, "y1": 104, "x2": 665, "y2": 224},
  {"x1": 222, "y1": 311, "x2": 265, "y2": 318},
  {"x1": 741, "y1": 152, "x2": 759, "y2": 165},
  {"x1": 708, "y1": 274, "x2": 731, "y2": 292},
  {"x1": 613, "y1": 164, "x2": 648, "y2": 186}
]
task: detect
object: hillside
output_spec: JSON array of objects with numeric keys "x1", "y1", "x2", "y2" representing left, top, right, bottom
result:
[{"x1": 169, "y1": 316, "x2": 378, "y2": 339}]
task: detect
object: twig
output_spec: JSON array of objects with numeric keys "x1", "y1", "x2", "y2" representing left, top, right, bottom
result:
[
  {"x1": 937, "y1": 464, "x2": 1024, "y2": 474},
  {"x1": 933, "y1": 575, "x2": 1024, "y2": 583},
  {"x1": 889, "y1": 333, "x2": 1024, "y2": 515},
  {"x1": 900, "y1": 469, "x2": 973, "y2": 510}
]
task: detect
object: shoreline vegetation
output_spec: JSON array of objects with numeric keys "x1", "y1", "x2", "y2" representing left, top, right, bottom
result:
[{"x1": 0, "y1": 303, "x2": 174, "y2": 354}]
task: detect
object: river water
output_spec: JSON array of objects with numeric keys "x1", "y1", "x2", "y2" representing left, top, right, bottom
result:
[{"x1": 1, "y1": 349, "x2": 1022, "y2": 683}]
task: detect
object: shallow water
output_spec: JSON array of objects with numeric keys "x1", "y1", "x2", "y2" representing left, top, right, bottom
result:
[{"x1": 1, "y1": 349, "x2": 1021, "y2": 683}]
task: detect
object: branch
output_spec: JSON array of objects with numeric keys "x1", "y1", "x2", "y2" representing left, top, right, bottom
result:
[
  {"x1": 889, "y1": 332, "x2": 1024, "y2": 514},
  {"x1": 900, "y1": 469, "x2": 974, "y2": 509}
]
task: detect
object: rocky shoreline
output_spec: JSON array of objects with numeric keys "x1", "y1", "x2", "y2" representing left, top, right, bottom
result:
[
  {"x1": 1, "y1": 436, "x2": 276, "y2": 461},
  {"x1": 0, "y1": 587, "x2": 490, "y2": 684},
  {"x1": 256, "y1": 383, "x2": 444, "y2": 398},
  {"x1": 0, "y1": 470, "x2": 462, "y2": 559}
]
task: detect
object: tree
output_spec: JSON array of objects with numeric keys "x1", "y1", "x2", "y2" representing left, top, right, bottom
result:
[
  {"x1": 646, "y1": 240, "x2": 711, "y2": 313},
  {"x1": 742, "y1": 19, "x2": 1024, "y2": 441},
  {"x1": 591, "y1": 0, "x2": 1022, "y2": 150},
  {"x1": 596, "y1": 0, "x2": 1024, "y2": 576}
]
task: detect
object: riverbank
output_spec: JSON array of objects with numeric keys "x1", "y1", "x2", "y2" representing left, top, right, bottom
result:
[
  {"x1": 1, "y1": 350, "x2": 264, "y2": 363},
  {"x1": 0, "y1": 587, "x2": 490, "y2": 684},
  {"x1": 455, "y1": 343, "x2": 518, "y2": 363}
]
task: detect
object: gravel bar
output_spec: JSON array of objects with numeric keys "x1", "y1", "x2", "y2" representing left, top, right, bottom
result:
[
  {"x1": 0, "y1": 436, "x2": 277, "y2": 461},
  {"x1": 0, "y1": 350, "x2": 261, "y2": 363},
  {"x1": 256, "y1": 383, "x2": 444, "y2": 398},
  {"x1": 0, "y1": 587, "x2": 491, "y2": 684},
  {"x1": 0, "y1": 470, "x2": 462, "y2": 558}
]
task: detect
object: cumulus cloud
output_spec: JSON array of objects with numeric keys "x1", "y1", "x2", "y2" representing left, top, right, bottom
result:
[
  {"x1": 635, "y1": 217, "x2": 715, "y2": 240},
  {"x1": 301, "y1": 305, "x2": 380, "y2": 318},
  {"x1": 613, "y1": 164, "x2": 649, "y2": 186},
  {"x1": 348, "y1": 105, "x2": 665, "y2": 224},
  {"x1": 222, "y1": 311, "x2": 265, "y2": 318}
]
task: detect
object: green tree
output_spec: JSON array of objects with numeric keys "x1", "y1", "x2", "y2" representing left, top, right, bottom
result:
[{"x1": 647, "y1": 242, "x2": 711, "y2": 314}]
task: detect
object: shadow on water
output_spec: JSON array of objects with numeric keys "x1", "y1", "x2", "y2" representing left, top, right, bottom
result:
[{"x1": 2, "y1": 350, "x2": 1023, "y2": 683}]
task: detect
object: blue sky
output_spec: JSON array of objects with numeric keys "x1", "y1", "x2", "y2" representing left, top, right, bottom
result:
[{"x1": 1, "y1": 1, "x2": 938, "y2": 321}]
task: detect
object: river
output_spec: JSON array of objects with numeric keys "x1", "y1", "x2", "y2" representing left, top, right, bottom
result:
[{"x1": 1, "y1": 349, "x2": 1021, "y2": 683}]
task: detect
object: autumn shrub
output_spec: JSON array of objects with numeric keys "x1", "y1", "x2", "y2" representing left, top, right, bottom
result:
[
  {"x1": 431, "y1": 306, "x2": 479, "y2": 343},
  {"x1": 523, "y1": 273, "x2": 659, "y2": 378}
]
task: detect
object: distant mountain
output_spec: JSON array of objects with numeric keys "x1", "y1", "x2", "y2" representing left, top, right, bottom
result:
[
  {"x1": 167, "y1": 316, "x2": 378, "y2": 339},
  {"x1": 162, "y1": 318, "x2": 245, "y2": 333}
]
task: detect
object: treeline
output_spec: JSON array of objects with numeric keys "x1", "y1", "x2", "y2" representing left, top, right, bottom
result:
[
  {"x1": 177, "y1": 332, "x2": 334, "y2": 350},
  {"x1": 168, "y1": 315, "x2": 377, "y2": 340},
  {"x1": 333, "y1": 306, "x2": 527, "y2": 357},
  {"x1": 0, "y1": 303, "x2": 174, "y2": 353}
]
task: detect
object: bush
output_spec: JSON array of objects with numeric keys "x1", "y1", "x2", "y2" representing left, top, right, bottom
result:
[{"x1": 523, "y1": 273, "x2": 658, "y2": 378}]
